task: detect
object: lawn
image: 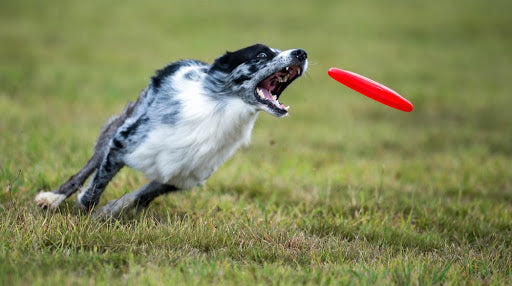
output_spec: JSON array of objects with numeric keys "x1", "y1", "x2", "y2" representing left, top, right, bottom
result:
[{"x1": 1, "y1": 0, "x2": 511, "y2": 284}]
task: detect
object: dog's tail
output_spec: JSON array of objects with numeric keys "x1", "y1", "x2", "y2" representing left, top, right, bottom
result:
[{"x1": 35, "y1": 88, "x2": 148, "y2": 210}]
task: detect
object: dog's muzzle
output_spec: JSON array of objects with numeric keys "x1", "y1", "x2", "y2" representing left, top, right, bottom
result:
[{"x1": 254, "y1": 49, "x2": 307, "y2": 116}]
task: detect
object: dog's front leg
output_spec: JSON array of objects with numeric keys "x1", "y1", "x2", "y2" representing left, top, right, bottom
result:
[
  {"x1": 76, "y1": 148, "x2": 125, "y2": 210},
  {"x1": 93, "y1": 181, "x2": 179, "y2": 219}
]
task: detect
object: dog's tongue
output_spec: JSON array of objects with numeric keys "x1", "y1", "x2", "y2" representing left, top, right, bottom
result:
[
  {"x1": 256, "y1": 76, "x2": 288, "y2": 110},
  {"x1": 260, "y1": 87, "x2": 275, "y2": 102},
  {"x1": 258, "y1": 78, "x2": 277, "y2": 102}
]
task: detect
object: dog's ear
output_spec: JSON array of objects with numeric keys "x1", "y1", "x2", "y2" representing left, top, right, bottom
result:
[
  {"x1": 210, "y1": 44, "x2": 273, "y2": 73},
  {"x1": 210, "y1": 51, "x2": 242, "y2": 74}
]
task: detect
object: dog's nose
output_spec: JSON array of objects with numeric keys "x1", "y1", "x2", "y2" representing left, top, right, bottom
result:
[{"x1": 292, "y1": 49, "x2": 307, "y2": 61}]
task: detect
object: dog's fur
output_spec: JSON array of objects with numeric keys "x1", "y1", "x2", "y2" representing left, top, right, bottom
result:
[{"x1": 35, "y1": 44, "x2": 308, "y2": 218}]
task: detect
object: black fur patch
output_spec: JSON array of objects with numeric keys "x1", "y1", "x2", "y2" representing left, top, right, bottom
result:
[
  {"x1": 152, "y1": 61, "x2": 187, "y2": 89},
  {"x1": 210, "y1": 44, "x2": 275, "y2": 74},
  {"x1": 233, "y1": 75, "x2": 251, "y2": 85},
  {"x1": 119, "y1": 116, "x2": 150, "y2": 138},
  {"x1": 112, "y1": 138, "x2": 124, "y2": 149},
  {"x1": 248, "y1": 64, "x2": 259, "y2": 74},
  {"x1": 135, "y1": 183, "x2": 179, "y2": 209}
]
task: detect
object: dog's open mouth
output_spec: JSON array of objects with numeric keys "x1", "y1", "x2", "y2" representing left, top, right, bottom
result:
[{"x1": 255, "y1": 65, "x2": 302, "y2": 113}]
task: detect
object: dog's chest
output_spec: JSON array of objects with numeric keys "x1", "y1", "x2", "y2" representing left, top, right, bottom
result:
[{"x1": 124, "y1": 95, "x2": 258, "y2": 189}]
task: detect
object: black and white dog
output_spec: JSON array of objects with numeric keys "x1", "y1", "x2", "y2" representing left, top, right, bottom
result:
[{"x1": 35, "y1": 44, "x2": 308, "y2": 217}]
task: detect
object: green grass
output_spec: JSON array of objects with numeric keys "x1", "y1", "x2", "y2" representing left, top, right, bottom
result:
[{"x1": 1, "y1": 0, "x2": 512, "y2": 284}]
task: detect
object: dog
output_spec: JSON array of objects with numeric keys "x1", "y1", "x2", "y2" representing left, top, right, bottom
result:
[{"x1": 35, "y1": 44, "x2": 308, "y2": 218}]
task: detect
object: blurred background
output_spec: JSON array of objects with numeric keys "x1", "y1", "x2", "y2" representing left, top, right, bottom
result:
[
  {"x1": 1, "y1": 0, "x2": 511, "y2": 205},
  {"x1": 1, "y1": 0, "x2": 511, "y2": 283}
]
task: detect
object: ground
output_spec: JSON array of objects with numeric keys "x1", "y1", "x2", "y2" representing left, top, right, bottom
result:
[{"x1": 1, "y1": 0, "x2": 511, "y2": 284}]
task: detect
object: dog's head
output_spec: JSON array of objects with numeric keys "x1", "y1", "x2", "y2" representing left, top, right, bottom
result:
[{"x1": 208, "y1": 44, "x2": 308, "y2": 117}]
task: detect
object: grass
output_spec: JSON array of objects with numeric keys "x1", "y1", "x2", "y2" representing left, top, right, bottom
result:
[{"x1": 1, "y1": 0, "x2": 512, "y2": 284}]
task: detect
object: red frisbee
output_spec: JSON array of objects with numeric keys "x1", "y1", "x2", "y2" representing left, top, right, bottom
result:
[{"x1": 328, "y1": 67, "x2": 413, "y2": 112}]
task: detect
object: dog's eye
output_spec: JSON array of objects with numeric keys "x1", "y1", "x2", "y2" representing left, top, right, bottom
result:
[{"x1": 256, "y1": 52, "x2": 268, "y2": 59}]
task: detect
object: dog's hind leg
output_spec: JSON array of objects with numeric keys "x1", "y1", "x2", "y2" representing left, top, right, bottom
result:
[
  {"x1": 93, "y1": 181, "x2": 179, "y2": 219},
  {"x1": 35, "y1": 154, "x2": 103, "y2": 210},
  {"x1": 35, "y1": 100, "x2": 139, "y2": 210}
]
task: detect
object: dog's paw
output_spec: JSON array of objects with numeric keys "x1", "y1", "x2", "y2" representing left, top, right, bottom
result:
[
  {"x1": 92, "y1": 194, "x2": 138, "y2": 220},
  {"x1": 92, "y1": 199, "x2": 128, "y2": 220},
  {"x1": 35, "y1": 191, "x2": 66, "y2": 210}
]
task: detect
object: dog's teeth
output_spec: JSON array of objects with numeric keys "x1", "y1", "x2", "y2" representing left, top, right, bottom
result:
[
  {"x1": 298, "y1": 67, "x2": 301, "y2": 74},
  {"x1": 285, "y1": 66, "x2": 289, "y2": 71},
  {"x1": 257, "y1": 88, "x2": 264, "y2": 98}
]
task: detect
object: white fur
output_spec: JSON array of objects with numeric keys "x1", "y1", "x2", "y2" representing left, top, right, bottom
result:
[
  {"x1": 34, "y1": 192, "x2": 66, "y2": 210},
  {"x1": 125, "y1": 83, "x2": 259, "y2": 189}
]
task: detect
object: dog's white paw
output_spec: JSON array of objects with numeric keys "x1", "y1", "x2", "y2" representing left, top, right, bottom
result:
[{"x1": 35, "y1": 192, "x2": 66, "y2": 210}]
